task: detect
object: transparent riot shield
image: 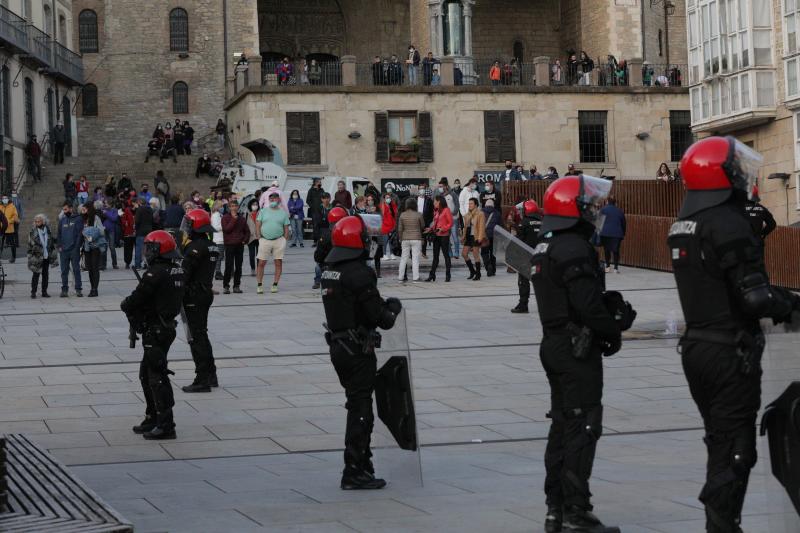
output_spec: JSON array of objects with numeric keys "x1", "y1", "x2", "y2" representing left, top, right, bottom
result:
[
  {"x1": 493, "y1": 227, "x2": 537, "y2": 280},
  {"x1": 756, "y1": 319, "x2": 800, "y2": 531},
  {"x1": 372, "y1": 309, "x2": 423, "y2": 488}
]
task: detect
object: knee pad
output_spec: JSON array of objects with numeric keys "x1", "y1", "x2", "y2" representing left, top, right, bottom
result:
[
  {"x1": 731, "y1": 431, "x2": 757, "y2": 475},
  {"x1": 564, "y1": 405, "x2": 603, "y2": 442}
]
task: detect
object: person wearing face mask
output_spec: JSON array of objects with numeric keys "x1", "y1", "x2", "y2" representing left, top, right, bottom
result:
[
  {"x1": 80, "y1": 202, "x2": 106, "y2": 297},
  {"x1": 461, "y1": 198, "x2": 486, "y2": 280},
  {"x1": 27, "y1": 214, "x2": 56, "y2": 298},
  {"x1": 196, "y1": 153, "x2": 213, "y2": 178},
  {"x1": 245, "y1": 198, "x2": 260, "y2": 275},
  {"x1": 364, "y1": 182, "x2": 380, "y2": 203},
  {"x1": 417, "y1": 183, "x2": 434, "y2": 258},
  {"x1": 10, "y1": 187, "x2": 22, "y2": 251},
  {"x1": 120, "y1": 200, "x2": 135, "y2": 269},
  {"x1": 0, "y1": 194, "x2": 19, "y2": 262},
  {"x1": 458, "y1": 177, "x2": 480, "y2": 218},
  {"x1": 255, "y1": 192, "x2": 291, "y2": 294},
  {"x1": 221, "y1": 200, "x2": 250, "y2": 294},
  {"x1": 210, "y1": 201, "x2": 226, "y2": 281},
  {"x1": 503, "y1": 160, "x2": 522, "y2": 181},
  {"x1": 480, "y1": 179, "x2": 501, "y2": 209},
  {"x1": 380, "y1": 193, "x2": 398, "y2": 261},
  {"x1": 287, "y1": 189, "x2": 305, "y2": 247},
  {"x1": 529, "y1": 165, "x2": 543, "y2": 180},
  {"x1": 334, "y1": 180, "x2": 352, "y2": 210},
  {"x1": 163, "y1": 122, "x2": 174, "y2": 141}
]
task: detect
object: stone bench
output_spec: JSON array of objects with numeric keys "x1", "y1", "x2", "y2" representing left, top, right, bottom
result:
[{"x1": 0, "y1": 434, "x2": 133, "y2": 532}]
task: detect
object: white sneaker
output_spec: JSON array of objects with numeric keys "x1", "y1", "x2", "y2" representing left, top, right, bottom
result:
[
  {"x1": 604, "y1": 267, "x2": 611, "y2": 273},
  {"x1": 615, "y1": 268, "x2": 620, "y2": 274}
]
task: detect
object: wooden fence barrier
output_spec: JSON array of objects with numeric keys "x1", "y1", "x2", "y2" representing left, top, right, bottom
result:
[{"x1": 500, "y1": 181, "x2": 800, "y2": 289}]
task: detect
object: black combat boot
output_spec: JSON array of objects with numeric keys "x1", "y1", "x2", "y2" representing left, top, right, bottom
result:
[
  {"x1": 182, "y1": 379, "x2": 211, "y2": 393},
  {"x1": 473, "y1": 262, "x2": 482, "y2": 281},
  {"x1": 544, "y1": 505, "x2": 563, "y2": 533},
  {"x1": 143, "y1": 425, "x2": 177, "y2": 440},
  {"x1": 132, "y1": 416, "x2": 156, "y2": 434},
  {"x1": 209, "y1": 373, "x2": 219, "y2": 388},
  {"x1": 466, "y1": 260, "x2": 476, "y2": 279},
  {"x1": 511, "y1": 303, "x2": 529, "y2": 314},
  {"x1": 340, "y1": 464, "x2": 386, "y2": 490},
  {"x1": 562, "y1": 506, "x2": 620, "y2": 532}
]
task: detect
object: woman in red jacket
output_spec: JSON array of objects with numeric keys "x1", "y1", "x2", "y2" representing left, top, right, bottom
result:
[
  {"x1": 380, "y1": 192, "x2": 398, "y2": 260},
  {"x1": 425, "y1": 195, "x2": 453, "y2": 282},
  {"x1": 120, "y1": 203, "x2": 135, "y2": 269}
]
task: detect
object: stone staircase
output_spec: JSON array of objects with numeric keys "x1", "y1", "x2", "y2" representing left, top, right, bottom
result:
[{"x1": 20, "y1": 153, "x2": 222, "y2": 221}]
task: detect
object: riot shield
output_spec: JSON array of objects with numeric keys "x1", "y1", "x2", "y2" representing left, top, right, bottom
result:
[
  {"x1": 372, "y1": 309, "x2": 423, "y2": 488},
  {"x1": 756, "y1": 318, "x2": 800, "y2": 530},
  {"x1": 493, "y1": 227, "x2": 537, "y2": 280}
]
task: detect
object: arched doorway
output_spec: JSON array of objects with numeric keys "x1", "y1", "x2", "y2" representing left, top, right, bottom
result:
[
  {"x1": 513, "y1": 41, "x2": 524, "y2": 63},
  {"x1": 257, "y1": 0, "x2": 346, "y2": 60}
]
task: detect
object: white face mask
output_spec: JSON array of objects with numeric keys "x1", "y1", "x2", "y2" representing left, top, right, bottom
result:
[
  {"x1": 385, "y1": 198, "x2": 391, "y2": 204},
  {"x1": 250, "y1": 205, "x2": 258, "y2": 212}
]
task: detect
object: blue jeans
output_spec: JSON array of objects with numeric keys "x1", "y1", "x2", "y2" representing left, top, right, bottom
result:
[
  {"x1": 290, "y1": 217, "x2": 304, "y2": 246},
  {"x1": 449, "y1": 220, "x2": 461, "y2": 257},
  {"x1": 134, "y1": 235, "x2": 144, "y2": 268},
  {"x1": 314, "y1": 264, "x2": 322, "y2": 285},
  {"x1": 103, "y1": 228, "x2": 117, "y2": 267},
  {"x1": 60, "y1": 248, "x2": 82, "y2": 292},
  {"x1": 408, "y1": 65, "x2": 418, "y2": 85}
]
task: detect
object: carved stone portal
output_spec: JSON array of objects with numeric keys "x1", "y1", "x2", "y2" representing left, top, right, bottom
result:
[{"x1": 258, "y1": 0, "x2": 346, "y2": 59}]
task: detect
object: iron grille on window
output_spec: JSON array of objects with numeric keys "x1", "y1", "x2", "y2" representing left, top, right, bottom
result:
[
  {"x1": 169, "y1": 8, "x2": 189, "y2": 52},
  {"x1": 82, "y1": 84, "x2": 98, "y2": 116},
  {"x1": 670, "y1": 110, "x2": 693, "y2": 162},
  {"x1": 286, "y1": 112, "x2": 321, "y2": 165},
  {"x1": 578, "y1": 111, "x2": 608, "y2": 163},
  {"x1": 172, "y1": 82, "x2": 188, "y2": 114},
  {"x1": 2, "y1": 67, "x2": 10, "y2": 138},
  {"x1": 78, "y1": 10, "x2": 98, "y2": 53},
  {"x1": 23, "y1": 78, "x2": 33, "y2": 140}
]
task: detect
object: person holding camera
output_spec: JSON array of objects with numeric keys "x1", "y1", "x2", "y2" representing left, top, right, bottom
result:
[{"x1": 321, "y1": 215, "x2": 402, "y2": 490}]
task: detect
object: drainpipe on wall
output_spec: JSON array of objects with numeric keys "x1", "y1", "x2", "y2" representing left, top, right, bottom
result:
[{"x1": 640, "y1": 0, "x2": 646, "y2": 61}]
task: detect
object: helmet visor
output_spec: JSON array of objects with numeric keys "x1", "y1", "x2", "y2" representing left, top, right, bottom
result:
[
  {"x1": 180, "y1": 214, "x2": 214, "y2": 235},
  {"x1": 359, "y1": 214, "x2": 383, "y2": 237},
  {"x1": 577, "y1": 175, "x2": 612, "y2": 231},
  {"x1": 725, "y1": 137, "x2": 763, "y2": 199},
  {"x1": 143, "y1": 241, "x2": 161, "y2": 264}
]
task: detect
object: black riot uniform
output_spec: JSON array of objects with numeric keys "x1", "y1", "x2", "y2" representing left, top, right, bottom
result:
[
  {"x1": 744, "y1": 199, "x2": 776, "y2": 241},
  {"x1": 121, "y1": 250, "x2": 184, "y2": 439},
  {"x1": 531, "y1": 224, "x2": 621, "y2": 529},
  {"x1": 321, "y1": 217, "x2": 401, "y2": 490},
  {"x1": 512, "y1": 212, "x2": 542, "y2": 313},
  {"x1": 669, "y1": 202, "x2": 797, "y2": 532},
  {"x1": 182, "y1": 234, "x2": 220, "y2": 392},
  {"x1": 668, "y1": 135, "x2": 800, "y2": 533}
]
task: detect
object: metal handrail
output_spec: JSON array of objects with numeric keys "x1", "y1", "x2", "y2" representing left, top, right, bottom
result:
[
  {"x1": 53, "y1": 41, "x2": 83, "y2": 84},
  {"x1": 26, "y1": 23, "x2": 51, "y2": 66},
  {"x1": 0, "y1": 5, "x2": 29, "y2": 52}
]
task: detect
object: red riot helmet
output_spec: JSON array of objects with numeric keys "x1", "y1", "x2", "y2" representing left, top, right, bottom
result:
[
  {"x1": 143, "y1": 230, "x2": 180, "y2": 263},
  {"x1": 523, "y1": 199, "x2": 540, "y2": 216},
  {"x1": 181, "y1": 209, "x2": 214, "y2": 234},
  {"x1": 540, "y1": 174, "x2": 612, "y2": 234},
  {"x1": 678, "y1": 136, "x2": 763, "y2": 217},
  {"x1": 326, "y1": 216, "x2": 370, "y2": 263},
  {"x1": 327, "y1": 207, "x2": 348, "y2": 225}
]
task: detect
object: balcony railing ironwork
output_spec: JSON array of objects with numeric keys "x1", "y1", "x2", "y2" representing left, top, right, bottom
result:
[
  {"x1": 54, "y1": 42, "x2": 84, "y2": 85},
  {"x1": 26, "y1": 23, "x2": 51, "y2": 66},
  {"x1": 0, "y1": 6, "x2": 29, "y2": 52}
]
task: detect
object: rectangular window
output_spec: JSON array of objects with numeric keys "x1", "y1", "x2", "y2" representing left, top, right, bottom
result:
[
  {"x1": 23, "y1": 78, "x2": 33, "y2": 140},
  {"x1": 691, "y1": 87, "x2": 701, "y2": 119},
  {"x1": 702, "y1": 85, "x2": 710, "y2": 117},
  {"x1": 578, "y1": 111, "x2": 607, "y2": 163},
  {"x1": 753, "y1": 30, "x2": 772, "y2": 65},
  {"x1": 731, "y1": 76, "x2": 739, "y2": 110},
  {"x1": 756, "y1": 71, "x2": 775, "y2": 106},
  {"x1": 670, "y1": 111, "x2": 694, "y2": 162},
  {"x1": 789, "y1": 59, "x2": 799, "y2": 97},
  {"x1": 741, "y1": 73, "x2": 751, "y2": 107},
  {"x1": 794, "y1": 112, "x2": 800, "y2": 170},
  {"x1": 788, "y1": 13, "x2": 798, "y2": 54},
  {"x1": 721, "y1": 78, "x2": 729, "y2": 113},
  {"x1": 375, "y1": 111, "x2": 433, "y2": 164},
  {"x1": 285, "y1": 112, "x2": 320, "y2": 166},
  {"x1": 752, "y1": 0, "x2": 770, "y2": 26},
  {"x1": 483, "y1": 111, "x2": 516, "y2": 163},
  {"x1": 712, "y1": 80, "x2": 721, "y2": 116}
]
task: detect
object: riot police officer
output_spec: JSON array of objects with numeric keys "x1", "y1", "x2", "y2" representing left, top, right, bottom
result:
[
  {"x1": 313, "y1": 206, "x2": 348, "y2": 285},
  {"x1": 668, "y1": 137, "x2": 799, "y2": 533},
  {"x1": 744, "y1": 184, "x2": 776, "y2": 241},
  {"x1": 511, "y1": 199, "x2": 542, "y2": 314},
  {"x1": 530, "y1": 175, "x2": 623, "y2": 532},
  {"x1": 321, "y1": 215, "x2": 402, "y2": 490},
  {"x1": 180, "y1": 209, "x2": 220, "y2": 393},
  {"x1": 121, "y1": 230, "x2": 185, "y2": 440}
]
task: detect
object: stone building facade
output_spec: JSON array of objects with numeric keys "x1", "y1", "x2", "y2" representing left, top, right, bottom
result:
[
  {"x1": 0, "y1": 0, "x2": 82, "y2": 192},
  {"x1": 225, "y1": 86, "x2": 690, "y2": 182},
  {"x1": 72, "y1": 0, "x2": 258, "y2": 156},
  {"x1": 687, "y1": 0, "x2": 799, "y2": 225}
]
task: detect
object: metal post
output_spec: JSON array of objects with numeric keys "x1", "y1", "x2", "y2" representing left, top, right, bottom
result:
[{"x1": 664, "y1": 2, "x2": 670, "y2": 67}]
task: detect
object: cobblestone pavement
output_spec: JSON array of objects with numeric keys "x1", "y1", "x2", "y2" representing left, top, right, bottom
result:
[{"x1": 0, "y1": 247, "x2": 796, "y2": 532}]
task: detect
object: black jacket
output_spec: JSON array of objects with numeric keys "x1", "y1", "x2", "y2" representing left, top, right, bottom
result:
[
  {"x1": 306, "y1": 186, "x2": 324, "y2": 214},
  {"x1": 121, "y1": 259, "x2": 185, "y2": 326},
  {"x1": 745, "y1": 201, "x2": 776, "y2": 240},
  {"x1": 134, "y1": 205, "x2": 154, "y2": 237}
]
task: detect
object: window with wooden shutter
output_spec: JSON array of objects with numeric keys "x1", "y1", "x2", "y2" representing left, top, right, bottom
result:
[
  {"x1": 484, "y1": 111, "x2": 516, "y2": 163},
  {"x1": 375, "y1": 112, "x2": 389, "y2": 162},
  {"x1": 417, "y1": 111, "x2": 433, "y2": 162},
  {"x1": 286, "y1": 112, "x2": 321, "y2": 165}
]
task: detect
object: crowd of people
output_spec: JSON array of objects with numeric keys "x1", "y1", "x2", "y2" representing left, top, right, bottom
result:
[{"x1": 145, "y1": 120, "x2": 197, "y2": 163}]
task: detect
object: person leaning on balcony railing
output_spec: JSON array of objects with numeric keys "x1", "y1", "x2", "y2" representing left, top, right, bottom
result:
[
  {"x1": 579, "y1": 51, "x2": 594, "y2": 85},
  {"x1": 371, "y1": 56, "x2": 383, "y2": 85},
  {"x1": 308, "y1": 59, "x2": 322, "y2": 85},
  {"x1": 422, "y1": 51, "x2": 437, "y2": 85},
  {"x1": 551, "y1": 59, "x2": 563, "y2": 85},
  {"x1": 566, "y1": 52, "x2": 579, "y2": 85}
]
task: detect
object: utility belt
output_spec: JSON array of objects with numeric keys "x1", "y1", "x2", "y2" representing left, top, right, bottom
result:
[
  {"x1": 323, "y1": 324, "x2": 382, "y2": 356},
  {"x1": 680, "y1": 327, "x2": 765, "y2": 375}
]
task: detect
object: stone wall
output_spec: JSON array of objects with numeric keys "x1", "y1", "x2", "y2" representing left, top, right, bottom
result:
[
  {"x1": 409, "y1": 0, "x2": 431, "y2": 53},
  {"x1": 227, "y1": 87, "x2": 690, "y2": 181},
  {"x1": 580, "y1": 0, "x2": 643, "y2": 61},
  {"x1": 470, "y1": 0, "x2": 561, "y2": 62},
  {"x1": 643, "y1": 0, "x2": 687, "y2": 65},
  {"x1": 559, "y1": 0, "x2": 582, "y2": 58},
  {"x1": 72, "y1": 0, "x2": 258, "y2": 156}
]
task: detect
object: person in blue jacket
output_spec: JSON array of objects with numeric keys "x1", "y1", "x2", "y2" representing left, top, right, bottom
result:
[
  {"x1": 599, "y1": 195, "x2": 626, "y2": 273},
  {"x1": 57, "y1": 201, "x2": 84, "y2": 297},
  {"x1": 287, "y1": 189, "x2": 305, "y2": 247}
]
